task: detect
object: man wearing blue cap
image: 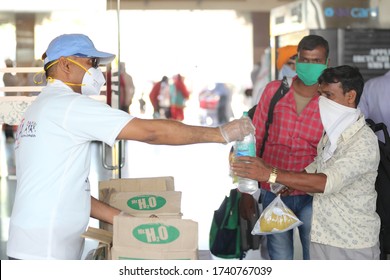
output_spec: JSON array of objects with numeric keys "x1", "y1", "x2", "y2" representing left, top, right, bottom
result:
[{"x1": 7, "y1": 34, "x2": 254, "y2": 260}]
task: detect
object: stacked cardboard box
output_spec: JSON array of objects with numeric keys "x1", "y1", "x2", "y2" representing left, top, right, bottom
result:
[
  {"x1": 83, "y1": 176, "x2": 198, "y2": 260},
  {"x1": 112, "y1": 216, "x2": 198, "y2": 260},
  {"x1": 108, "y1": 191, "x2": 182, "y2": 217},
  {"x1": 98, "y1": 176, "x2": 182, "y2": 231}
]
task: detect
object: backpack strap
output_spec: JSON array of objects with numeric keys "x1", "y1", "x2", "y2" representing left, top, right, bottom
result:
[
  {"x1": 259, "y1": 76, "x2": 290, "y2": 157},
  {"x1": 366, "y1": 119, "x2": 390, "y2": 165},
  {"x1": 366, "y1": 119, "x2": 390, "y2": 145}
]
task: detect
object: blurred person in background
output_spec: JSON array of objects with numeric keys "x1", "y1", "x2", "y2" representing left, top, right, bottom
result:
[
  {"x1": 251, "y1": 46, "x2": 297, "y2": 107},
  {"x1": 358, "y1": 70, "x2": 390, "y2": 143},
  {"x1": 118, "y1": 62, "x2": 135, "y2": 113},
  {"x1": 211, "y1": 83, "x2": 232, "y2": 125},
  {"x1": 251, "y1": 48, "x2": 271, "y2": 107},
  {"x1": 149, "y1": 75, "x2": 171, "y2": 119},
  {"x1": 276, "y1": 45, "x2": 298, "y2": 82},
  {"x1": 170, "y1": 74, "x2": 190, "y2": 121}
]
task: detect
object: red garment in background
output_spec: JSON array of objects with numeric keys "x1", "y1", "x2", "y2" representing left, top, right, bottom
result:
[
  {"x1": 174, "y1": 77, "x2": 190, "y2": 99},
  {"x1": 149, "y1": 81, "x2": 162, "y2": 111},
  {"x1": 170, "y1": 75, "x2": 190, "y2": 121}
]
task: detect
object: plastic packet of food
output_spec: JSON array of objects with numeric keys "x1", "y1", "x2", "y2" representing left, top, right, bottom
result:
[{"x1": 251, "y1": 194, "x2": 302, "y2": 235}]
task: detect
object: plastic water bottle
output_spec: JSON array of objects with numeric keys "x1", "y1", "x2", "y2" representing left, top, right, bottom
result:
[{"x1": 234, "y1": 111, "x2": 258, "y2": 194}]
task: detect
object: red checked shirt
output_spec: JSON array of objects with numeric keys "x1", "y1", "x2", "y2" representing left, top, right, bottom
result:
[{"x1": 253, "y1": 78, "x2": 324, "y2": 195}]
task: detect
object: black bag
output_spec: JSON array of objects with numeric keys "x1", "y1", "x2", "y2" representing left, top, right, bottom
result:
[
  {"x1": 209, "y1": 189, "x2": 261, "y2": 259},
  {"x1": 366, "y1": 119, "x2": 390, "y2": 260},
  {"x1": 239, "y1": 193, "x2": 261, "y2": 252},
  {"x1": 209, "y1": 188, "x2": 242, "y2": 259}
]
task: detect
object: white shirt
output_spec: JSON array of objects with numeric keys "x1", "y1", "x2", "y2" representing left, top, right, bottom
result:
[
  {"x1": 358, "y1": 70, "x2": 390, "y2": 143},
  {"x1": 305, "y1": 115, "x2": 381, "y2": 249},
  {"x1": 7, "y1": 80, "x2": 133, "y2": 259}
]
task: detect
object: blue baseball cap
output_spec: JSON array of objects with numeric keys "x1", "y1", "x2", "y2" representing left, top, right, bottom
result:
[{"x1": 42, "y1": 34, "x2": 115, "y2": 66}]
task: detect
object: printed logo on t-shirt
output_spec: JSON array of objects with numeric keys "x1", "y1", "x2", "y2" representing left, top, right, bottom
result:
[
  {"x1": 17, "y1": 118, "x2": 37, "y2": 138},
  {"x1": 15, "y1": 118, "x2": 37, "y2": 148}
]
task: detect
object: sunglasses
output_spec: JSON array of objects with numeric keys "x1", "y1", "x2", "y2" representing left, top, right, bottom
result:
[
  {"x1": 90, "y1": 57, "x2": 100, "y2": 69},
  {"x1": 74, "y1": 54, "x2": 100, "y2": 68}
]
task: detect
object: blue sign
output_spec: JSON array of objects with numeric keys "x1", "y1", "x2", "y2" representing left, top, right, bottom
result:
[{"x1": 324, "y1": 7, "x2": 379, "y2": 18}]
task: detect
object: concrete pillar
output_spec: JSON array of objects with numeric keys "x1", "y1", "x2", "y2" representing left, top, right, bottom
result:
[
  {"x1": 251, "y1": 12, "x2": 270, "y2": 64},
  {"x1": 15, "y1": 13, "x2": 35, "y2": 67}
]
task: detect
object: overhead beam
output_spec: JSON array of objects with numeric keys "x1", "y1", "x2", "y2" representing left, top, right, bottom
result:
[{"x1": 107, "y1": 0, "x2": 293, "y2": 12}]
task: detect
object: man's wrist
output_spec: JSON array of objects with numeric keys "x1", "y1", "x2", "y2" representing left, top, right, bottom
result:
[{"x1": 267, "y1": 167, "x2": 278, "y2": 184}]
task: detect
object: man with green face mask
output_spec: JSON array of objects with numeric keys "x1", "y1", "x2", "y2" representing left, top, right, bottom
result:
[
  {"x1": 247, "y1": 35, "x2": 329, "y2": 260},
  {"x1": 295, "y1": 42, "x2": 329, "y2": 86}
]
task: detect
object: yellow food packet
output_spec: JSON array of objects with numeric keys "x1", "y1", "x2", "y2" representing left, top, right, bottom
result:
[{"x1": 252, "y1": 194, "x2": 302, "y2": 235}]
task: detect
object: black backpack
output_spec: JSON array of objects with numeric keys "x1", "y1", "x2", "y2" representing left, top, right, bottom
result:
[{"x1": 366, "y1": 119, "x2": 390, "y2": 260}]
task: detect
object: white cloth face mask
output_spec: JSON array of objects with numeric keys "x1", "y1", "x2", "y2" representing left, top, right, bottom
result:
[
  {"x1": 318, "y1": 96, "x2": 360, "y2": 161},
  {"x1": 81, "y1": 67, "x2": 106, "y2": 96}
]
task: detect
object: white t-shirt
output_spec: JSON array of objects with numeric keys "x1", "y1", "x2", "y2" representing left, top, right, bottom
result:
[{"x1": 7, "y1": 80, "x2": 134, "y2": 259}]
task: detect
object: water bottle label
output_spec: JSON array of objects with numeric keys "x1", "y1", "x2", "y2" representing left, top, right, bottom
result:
[{"x1": 235, "y1": 143, "x2": 256, "y2": 157}]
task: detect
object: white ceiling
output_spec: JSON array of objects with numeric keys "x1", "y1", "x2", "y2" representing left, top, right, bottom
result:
[
  {"x1": 110, "y1": 0, "x2": 297, "y2": 12},
  {"x1": 0, "y1": 0, "x2": 295, "y2": 24}
]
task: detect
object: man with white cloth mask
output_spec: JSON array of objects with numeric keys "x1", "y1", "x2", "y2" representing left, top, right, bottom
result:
[
  {"x1": 7, "y1": 33, "x2": 254, "y2": 260},
  {"x1": 232, "y1": 65, "x2": 381, "y2": 260}
]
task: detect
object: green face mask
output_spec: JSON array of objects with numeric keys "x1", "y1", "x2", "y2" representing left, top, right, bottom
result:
[{"x1": 296, "y1": 61, "x2": 327, "y2": 86}]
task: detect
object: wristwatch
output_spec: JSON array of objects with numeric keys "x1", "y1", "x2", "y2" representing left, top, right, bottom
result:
[{"x1": 267, "y1": 167, "x2": 278, "y2": 184}]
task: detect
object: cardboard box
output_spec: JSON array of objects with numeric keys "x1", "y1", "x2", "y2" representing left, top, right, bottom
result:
[
  {"x1": 99, "y1": 177, "x2": 181, "y2": 232},
  {"x1": 111, "y1": 247, "x2": 198, "y2": 260},
  {"x1": 105, "y1": 191, "x2": 182, "y2": 215},
  {"x1": 101, "y1": 213, "x2": 183, "y2": 232},
  {"x1": 112, "y1": 216, "x2": 198, "y2": 260},
  {"x1": 85, "y1": 177, "x2": 197, "y2": 260},
  {"x1": 81, "y1": 227, "x2": 113, "y2": 260},
  {"x1": 99, "y1": 176, "x2": 175, "y2": 199}
]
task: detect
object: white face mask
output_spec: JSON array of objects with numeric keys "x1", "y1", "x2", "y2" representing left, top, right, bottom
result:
[
  {"x1": 278, "y1": 64, "x2": 296, "y2": 80},
  {"x1": 318, "y1": 96, "x2": 360, "y2": 161},
  {"x1": 81, "y1": 67, "x2": 105, "y2": 96}
]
